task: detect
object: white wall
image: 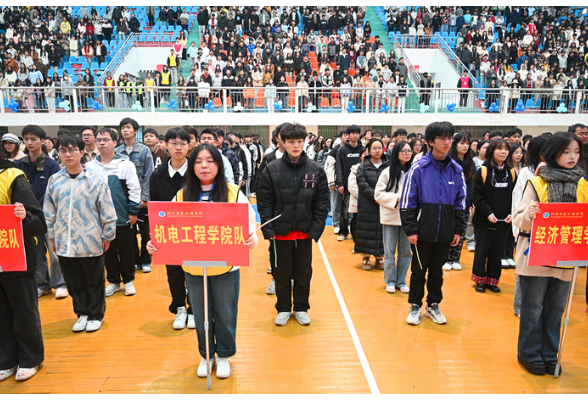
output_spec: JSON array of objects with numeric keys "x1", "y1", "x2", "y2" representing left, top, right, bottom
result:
[
  {"x1": 113, "y1": 47, "x2": 174, "y2": 78},
  {"x1": 403, "y1": 48, "x2": 460, "y2": 88}
]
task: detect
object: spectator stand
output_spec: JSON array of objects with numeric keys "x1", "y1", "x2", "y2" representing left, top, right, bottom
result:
[{"x1": 373, "y1": 6, "x2": 588, "y2": 114}]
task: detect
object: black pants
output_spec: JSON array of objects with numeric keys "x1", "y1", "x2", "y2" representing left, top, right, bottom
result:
[
  {"x1": 0, "y1": 272, "x2": 44, "y2": 369},
  {"x1": 502, "y1": 229, "x2": 517, "y2": 260},
  {"x1": 105, "y1": 225, "x2": 136, "y2": 284},
  {"x1": 134, "y1": 207, "x2": 151, "y2": 266},
  {"x1": 60, "y1": 256, "x2": 106, "y2": 321},
  {"x1": 472, "y1": 227, "x2": 508, "y2": 286},
  {"x1": 274, "y1": 239, "x2": 313, "y2": 313},
  {"x1": 166, "y1": 265, "x2": 192, "y2": 315},
  {"x1": 350, "y1": 213, "x2": 357, "y2": 241},
  {"x1": 460, "y1": 91, "x2": 468, "y2": 107},
  {"x1": 148, "y1": 14, "x2": 155, "y2": 26},
  {"x1": 408, "y1": 241, "x2": 451, "y2": 307},
  {"x1": 447, "y1": 231, "x2": 465, "y2": 263},
  {"x1": 420, "y1": 93, "x2": 430, "y2": 105}
]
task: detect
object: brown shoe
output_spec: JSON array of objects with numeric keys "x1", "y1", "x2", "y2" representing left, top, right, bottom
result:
[
  {"x1": 362, "y1": 256, "x2": 371, "y2": 270},
  {"x1": 375, "y1": 257, "x2": 385, "y2": 270}
]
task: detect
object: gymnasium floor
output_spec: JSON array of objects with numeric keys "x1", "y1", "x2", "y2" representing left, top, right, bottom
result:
[{"x1": 1, "y1": 226, "x2": 587, "y2": 394}]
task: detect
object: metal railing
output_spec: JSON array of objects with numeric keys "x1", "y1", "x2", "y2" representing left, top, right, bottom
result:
[
  {"x1": 389, "y1": 34, "x2": 422, "y2": 89},
  {"x1": 1, "y1": 86, "x2": 586, "y2": 115}
]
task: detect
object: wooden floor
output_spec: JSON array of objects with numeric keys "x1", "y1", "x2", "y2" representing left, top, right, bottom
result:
[{"x1": 2, "y1": 226, "x2": 587, "y2": 394}]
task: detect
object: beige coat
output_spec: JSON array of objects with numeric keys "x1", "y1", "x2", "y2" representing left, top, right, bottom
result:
[{"x1": 374, "y1": 168, "x2": 406, "y2": 226}]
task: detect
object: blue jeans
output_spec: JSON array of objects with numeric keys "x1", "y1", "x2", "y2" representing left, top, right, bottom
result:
[
  {"x1": 35, "y1": 234, "x2": 66, "y2": 290},
  {"x1": 382, "y1": 225, "x2": 412, "y2": 287},
  {"x1": 330, "y1": 188, "x2": 341, "y2": 229},
  {"x1": 185, "y1": 269, "x2": 240, "y2": 359},
  {"x1": 518, "y1": 275, "x2": 570, "y2": 364}
]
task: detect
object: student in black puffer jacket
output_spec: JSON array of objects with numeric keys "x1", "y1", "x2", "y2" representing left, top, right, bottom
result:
[
  {"x1": 257, "y1": 123, "x2": 329, "y2": 327},
  {"x1": 354, "y1": 138, "x2": 388, "y2": 270}
]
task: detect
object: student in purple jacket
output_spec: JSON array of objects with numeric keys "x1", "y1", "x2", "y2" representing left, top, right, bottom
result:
[{"x1": 400, "y1": 121, "x2": 467, "y2": 326}]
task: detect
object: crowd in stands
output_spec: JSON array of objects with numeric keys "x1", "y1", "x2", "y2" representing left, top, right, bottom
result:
[
  {"x1": 5, "y1": 6, "x2": 588, "y2": 114},
  {"x1": 0, "y1": 5, "x2": 413, "y2": 113},
  {"x1": 0, "y1": 6, "x2": 194, "y2": 111},
  {"x1": 382, "y1": 6, "x2": 588, "y2": 112},
  {"x1": 178, "y1": 6, "x2": 416, "y2": 112}
]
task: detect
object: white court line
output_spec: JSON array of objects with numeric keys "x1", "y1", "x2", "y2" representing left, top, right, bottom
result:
[{"x1": 317, "y1": 240, "x2": 380, "y2": 395}]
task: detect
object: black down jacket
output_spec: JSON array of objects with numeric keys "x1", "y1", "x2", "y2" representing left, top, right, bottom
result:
[
  {"x1": 354, "y1": 159, "x2": 388, "y2": 256},
  {"x1": 257, "y1": 151, "x2": 329, "y2": 242}
]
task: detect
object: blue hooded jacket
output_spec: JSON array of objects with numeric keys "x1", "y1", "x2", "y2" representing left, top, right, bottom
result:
[{"x1": 400, "y1": 152, "x2": 467, "y2": 243}]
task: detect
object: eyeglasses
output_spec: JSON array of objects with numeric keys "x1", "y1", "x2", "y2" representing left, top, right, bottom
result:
[
  {"x1": 400, "y1": 150, "x2": 413, "y2": 155},
  {"x1": 82, "y1": 134, "x2": 94, "y2": 137},
  {"x1": 435, "y1": 136, "x2": 453, "y2": 142},
  {"x1": 96, "y1": 138, "x2": 112, "y2": 144},
  {"x1": 168, "y1": 142, "x2": 188, "y2": 148},
  {"x1": 58, "y1": 148, "x2": 80, "y2": 155}
]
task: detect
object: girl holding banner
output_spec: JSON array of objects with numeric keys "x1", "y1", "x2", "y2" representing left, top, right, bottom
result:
[
  {"x1": 0, "y1": 154, "x2": 47, "y2": 382},
  {"x1": 513, "y1": 132, "x2": 587, "y2": 376},
  {"x1": 147, "y1": 143, "x2": 258, "y2": 380}
]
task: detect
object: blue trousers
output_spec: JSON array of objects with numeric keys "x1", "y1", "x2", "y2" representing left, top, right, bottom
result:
[
  {"x1": 518, "y1": 275, "x2": 570, "y2": 364},
  {"x1": 185, "y1": 270, "x2": 240, "y2": 359}
]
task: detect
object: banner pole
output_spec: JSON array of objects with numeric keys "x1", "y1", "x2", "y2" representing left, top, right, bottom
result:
[
  {"x1": 203, "y1": 265, "x2": 211, "y2": 390},
  {"x1": 554, "y1": 265, "x2": 580, "y2": 378}
]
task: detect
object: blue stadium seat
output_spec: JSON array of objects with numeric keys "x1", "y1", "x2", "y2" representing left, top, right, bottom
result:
[
  {"x1": 525, "y1": 99, "x2": 534, "y2": 108},
  {"x1": 81, "y1": 62, "x2": 90, "y2": 69},
  {"x1": 69, "y1": 55, "x2": 77, "y2": 63}
]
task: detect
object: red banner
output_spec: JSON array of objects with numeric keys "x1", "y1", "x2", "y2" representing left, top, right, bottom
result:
[
  {"x1": 528, "y1": 203, "x2": 588, "y2": 267},
  {"x1": 148, "y1": 202, "x2": 250, "y2": 267},
  {"x1": 0, "y1": 205, "x2": 27, "y2": 272}
]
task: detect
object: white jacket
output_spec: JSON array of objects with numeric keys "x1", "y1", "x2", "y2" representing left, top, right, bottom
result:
[
  {"x1": 374, "y1": 167, "x2": 406, "y2": 226},
  {"x1": 348, "y1": 164, "x2": 360, "y2": 214}
]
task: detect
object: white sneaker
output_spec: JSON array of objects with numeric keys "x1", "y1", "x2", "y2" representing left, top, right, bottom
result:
[
  {"x1": 0, "y1": 366, "x2": 17, "y2": 381},
  {"x1": 54, "y1": 287, "x2": 68, "y2": 299},
  {"x1": 105, "y1": 283, "x2": 121, "y2": 297},
  {"x1": 451, "y1": 262, "x2": 462, "y2": 271},
  {"x1": 266, "y1": 279, "x2": 276, "y2": 295},
  {"x1": 37, "y1": 289, "x2": 53, "y2": 298},
  {"x1": 507, "y1": 258, "x2": 516, "y2": 267},
  {"x1": 216, "y1": 358, "x2": 231, "y2": 379},
  {"x1": 275, "y1": 312, "x2": 291, "y2": 326},
  {"x1": 467, "y1": 245, "x2": 475, "y2": 252},
  {"x1": 333, "y1": 227, "x2": 340, "y2": 234},
  {"x1": 399, "y1": 285, "x2": 410, "y2": 293},
  {"x1": 197, "y1": 357, "x2": 215, "y2": 378},
  {"x1": 134, "y1": 264, "x2": 141, "y2": 271},
  {"x1": 337, "y1": 234, "x2": 346, "y2": 241},
  {"x1": 72, "y1": 315, "x2": 88, "y2": 332},
  {"x1": 86, "y1": 319, "x2": 103, "y2": 332},
  {"x1": 173, "y1": 307, "x2": 188, "y2": 330},
  {"x1": 424, "y1": 303, "x2": 447, "y2": 324},
  {"x1": 442, "y1": 262, "x2": 453, "y2": 271},
  {"x1": 15, "y1": 365, "x2": 40, "y2": 382},
  {"x1": 386, "y1": 284, "x2": 396, "y2": 293},
  {"x1": 124, "y1": 281, "x2": 136, "y2": 296},
  {"x1": 406, "y1": 304, "x2": 421, "y2": 325},
  {"x1": 501, "y1": 259, "x2": 509, "y2": 268},
  {"x1": 187, "y1": 314, "x2": 195, "y2": 329},
  {"x1": 293, "y1": 311, "x2": 311, "y2": 325},
  {"x1": 142, "y1": 264, "x2": 152, "y2": 273}
]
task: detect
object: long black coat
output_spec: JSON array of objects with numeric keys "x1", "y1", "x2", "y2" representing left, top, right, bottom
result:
[{"x1": 354, "y1": 159, "x2": 388, "y2": 256}]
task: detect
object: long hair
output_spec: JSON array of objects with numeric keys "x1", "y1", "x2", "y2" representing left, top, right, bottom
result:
[
  {"x1": 524, "y1": 134, "x2": 550, "y2": 172},
  {"x1": 542, "y1": 131, "x2": 585, "y2": 169},
  {"x1": 183, "y1": 143, "x2": 229, "y2": 202},
  {"x1": 448, "y1": 132, "x2": 474, "y2": 182},
  {"x1": 385, "y1": 140, "x2": 412, "y2": 192}
]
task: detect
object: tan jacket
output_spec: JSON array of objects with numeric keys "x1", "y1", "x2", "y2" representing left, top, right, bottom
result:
[{"x1": 374, "y1": 168, "x2": 406, "y2": 226}]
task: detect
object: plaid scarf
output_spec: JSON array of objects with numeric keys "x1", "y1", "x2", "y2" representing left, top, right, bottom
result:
[{"x1": 538, "y1": 165, "x2": 584, "y2": 203}]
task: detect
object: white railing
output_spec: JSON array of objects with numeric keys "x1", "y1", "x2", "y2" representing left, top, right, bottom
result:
[{"x1": 1, "y1": 86, "x2": 585, "y2": 115}]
